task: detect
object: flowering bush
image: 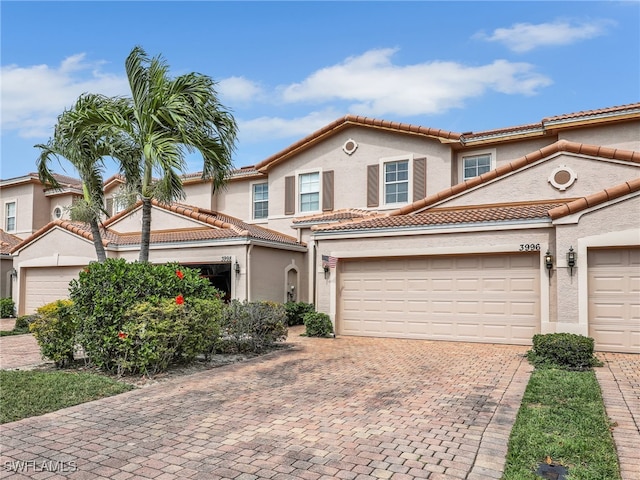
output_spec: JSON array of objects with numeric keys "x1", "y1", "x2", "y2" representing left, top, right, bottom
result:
[
  {"x1": 29, "y1": 300, "x2": 77, "y2": 367},
  {"x1": 69, "y1": 259, "x2": 221, "y2": 372},
  {"x1": 220, "y1": 300, "x2": 288, "y2": 353},
  {"x1": 115, "y1": 297, "x2": 223, "y2": 375}
]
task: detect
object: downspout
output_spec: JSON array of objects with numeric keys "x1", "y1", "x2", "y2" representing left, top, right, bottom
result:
[
  {"x1": 246, "y1": 243, "x2": 253, "y2": 301},
  {"x1": 312, "y1": 240, "x2": 317, "y2": 308}
]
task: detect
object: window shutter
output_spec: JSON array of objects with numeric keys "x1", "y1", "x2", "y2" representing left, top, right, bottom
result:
[
  {"x1": 413, "y1": 157, "x2": 427, "y2": 201},
  {"x1": 322, "y1": 170, "x2": 334, "y2": 211},
  {"x1": 284, "y1": 176, "x2": 295, "y2": 215},
  {"x1": 367, "y1": 164, "x2": 379, "y2": 207},
  {"x1": 106, "y1": 198, "x2": 114, "y2": 217}
]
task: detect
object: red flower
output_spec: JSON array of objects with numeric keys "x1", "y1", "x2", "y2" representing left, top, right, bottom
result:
[
  {"x1": 118, "y1": 332, "x2": 127, "y2": 339},
  {"x1": 176, "y1": 270, "x2": 184, "y2": 280},
  {"x1": 176, "y1": 294, "x2": 184, "y2": 305},
  {"x1": 83, "y1": 267, "x2": 90, "y2": 274}
]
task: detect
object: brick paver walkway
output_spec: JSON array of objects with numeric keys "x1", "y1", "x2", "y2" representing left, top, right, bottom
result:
[
  {"x1": 0, "y1": 330, "x2": 532, "y2": 479},
  {"x1": 1, "y1": 330, "x2": 637, "y2": 479},
  {"x1": 596, "y1": 353, "x2": 640, "y2": 480}
]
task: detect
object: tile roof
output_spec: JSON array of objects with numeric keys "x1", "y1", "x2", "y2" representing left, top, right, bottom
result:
[
  {"x1": 0, "y1": 230, "x2": 21, "y2": 256},
  {"x1": 462, "y1": 102, "x2": 640, "y2": 143},
  {"x1": 393, "y1": 140, "x2": 640, "y2": 216},
  {"x1": 11, "y1": 201, "x2": 303, "y2": 254},
  {"x1": 292, "y1": 209, "x2": 382, "y2": 225},
  {"x1": 548, "y1": 178, "x2": 640, "y2": 219},
  {"x1": 313, "y1": 201, "x2": 565, "y2": 233},
  {"x1": 254, "y1": 115, "x2": 462, "y2": 172}
]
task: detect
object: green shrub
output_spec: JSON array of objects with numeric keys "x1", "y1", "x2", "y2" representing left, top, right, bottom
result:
[
  {"x1": 15, "y1": 315, "x2": 37, "y2": 331},
  {"x1": 220, "y1": 300, "x2": 288, "y2": 353},
  {"x1": 69, "y1": 259, "x2": 220, "y2": 371},
  {"x1": 29, "y1": 300, "x2": 77, "y2": 367},
  {"x1": 116, "y1": 298, "x2": 222, "y2": 375},
  {"x1": 284, "y1": 301, "x2": 315, "y2": 326},
  {"x1": 303, "y1": 311, "x2": 334, "y2": 337},
  {"x1": 527, "y1": 333, "x2": 601, "y2": 371},
  {"x1": 0, "y1": 298, "x2": 15, "y2": 318}
]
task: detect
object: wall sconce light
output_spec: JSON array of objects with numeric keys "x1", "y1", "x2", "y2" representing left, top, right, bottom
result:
[
  {"x1": 9, "y1": 268, "x2": 17, "y2": 279},
  {"x1": 234, "y1": 261, "x2": 240, "y2": 274},
  {"x1": 323, "y1": 264, "x2": 329, "y2": 278},
  {"x1": 544, "y1": 250, "x2": 554, "y2": 270},
  {"x1": 567, "y1": 246, "x2": 576, "y2": 276}
]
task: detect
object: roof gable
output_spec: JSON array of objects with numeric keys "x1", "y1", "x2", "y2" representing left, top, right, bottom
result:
[{"x1": 393, "y1": 140, "x2": 640, "y2": 216}]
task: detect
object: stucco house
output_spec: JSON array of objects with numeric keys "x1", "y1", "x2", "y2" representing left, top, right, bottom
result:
[{"x1": 7, "y1": 102, "x2": 640, "y2": 352}]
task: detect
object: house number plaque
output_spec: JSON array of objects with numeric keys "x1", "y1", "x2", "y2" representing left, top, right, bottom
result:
[{"x1": 519, "y1": 244, "x2": 541, "y2": 251}]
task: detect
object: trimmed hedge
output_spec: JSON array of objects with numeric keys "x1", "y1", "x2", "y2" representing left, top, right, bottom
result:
[
  {"x1": 527, "y1": 333, "x2": 601, "y2": 371},
  {"x1": 303, "y1": 311, "x2": 334, "y2": 337}
]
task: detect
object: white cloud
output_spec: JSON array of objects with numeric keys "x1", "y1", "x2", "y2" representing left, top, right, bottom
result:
[
  {"x1": 475, "y1": 19, "x2": 614, "y2": 53},
  {"x1": 1, "y1": 54, "x2": 129, "y2": 138},
  {"x1": 217, "y1": 76, "x2": 264, "y2": 103},
  {"x1": 279, "y1": 49, "x2": 552, "y2": 117},
  {"x1": 238, "y1": 109, "x2": 342, "y2": 143}
]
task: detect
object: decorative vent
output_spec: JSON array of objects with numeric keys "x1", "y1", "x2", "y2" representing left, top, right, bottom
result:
[
  {"x1": 343, "y1": 138, "x2": 358, "y2": 155},
  {"x1": 548, "y1": 165, "x2": 577, "y2": 191}
]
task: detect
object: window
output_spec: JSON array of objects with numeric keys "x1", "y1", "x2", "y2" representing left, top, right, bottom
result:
[
  {"x1": 463, "y1": 154, "x2": 492, "y2": 180},
  {"x1": 5, "y1": 202, "x2": 16, "y2": 232},
  {"x1": 53, "y1": 206, "x2": 63, "y2": 219},
  {"x1": 299, "y1": 172, "x2": 320, "y2": 212},
  {"x1": 252, "y1": 183, "x2": 268, "y2": 219},
  {"x1": 384, "y1": 160, "x2": 409, "y2": 204}
]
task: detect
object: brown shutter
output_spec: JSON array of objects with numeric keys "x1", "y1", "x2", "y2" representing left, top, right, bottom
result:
[
  {"x1": 284, "y1": 176, "x2": 295, "y2": 215},
  {"x1": 367, "y1": 164, "x2": 379, "y2": 207},
  {"x1": 413, "y1": 157, "x2": 427, "y2": 201},
  {"x1": 106, "y1": 198, "x2": 114, "y2": 217},
  {"x1": 322, "y1": 170, "x2": 334, "y2": 211}
]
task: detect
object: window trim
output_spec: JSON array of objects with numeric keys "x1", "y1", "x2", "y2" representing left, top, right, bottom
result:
[
  {"x1": 379, "y1": 154, "x2": 413, "y2": 207},
  {"x1": 460, "y1": 149, "x2": 496, "y2": 181},
  {"x1": 297, "y1": 169, "x2": 322, "y2": 214},
  {"x1": 4, "y1": 200, "x2": 17, "y2": 232},
  {"x1": 251, "y1": 181, "x2": 269, "y2": 220}
]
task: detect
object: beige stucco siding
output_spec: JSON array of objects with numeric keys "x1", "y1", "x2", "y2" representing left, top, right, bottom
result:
[
  {"x1": 560, "y1": 122, "x2": 640, "y2": 152},
  {"x1": 441, "y1": 154, "x2": 639, "y2": 209},
  {"x1": 2, "y1": 183, "x2": 37, "y2": 239},
  {"x1": 108, "y1": 207, "x2": 212, "y2": 232},
  {"x1": 212, "y1": 181, "x2": 254, "y2": 221},
  {"x1": 248, "y1": 246, "x2": 307, "y2": 303}
]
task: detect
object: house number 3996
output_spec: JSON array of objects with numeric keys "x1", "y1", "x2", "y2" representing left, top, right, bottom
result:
[{"x1": 519, "y1": 243, "x2": 541, "y2": 251}]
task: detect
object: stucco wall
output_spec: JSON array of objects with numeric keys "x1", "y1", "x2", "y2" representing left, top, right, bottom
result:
[
  {"x1": 560, "y1": 122, "x2": 640, "y2": 152},
  {"x1": 442, "y1": 153, "x2": 639, "y2": 209},
  {"x1": 248, "y1": 246, "x2": 307, "y2": 303}
]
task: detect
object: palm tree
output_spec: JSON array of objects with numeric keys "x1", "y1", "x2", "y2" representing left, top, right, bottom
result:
[{"x1": 61, "y1": 46, "x2": 238, "y2": 262}]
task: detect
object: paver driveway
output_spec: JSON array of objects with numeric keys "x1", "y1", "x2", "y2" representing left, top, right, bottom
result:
[{"x1": 1, "y1": 330, "x2": 534, "y2": 479}]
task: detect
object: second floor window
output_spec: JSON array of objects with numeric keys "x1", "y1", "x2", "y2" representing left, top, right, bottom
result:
[
  {"x1": 299, "y1": 172, "x2": 320, "y2": 212},
  {"x1": 253, "y1": 183, "x2": 268, "y2": 219},
  {"x1": 384, "y1": 160, "x2": 409, "y2": 204},
  {"x1": 463, "y1": 154, "x2": 491, "y2": 180},
  {"x1": 5, "y1": 202, "x2": 16, "y2": 232}
]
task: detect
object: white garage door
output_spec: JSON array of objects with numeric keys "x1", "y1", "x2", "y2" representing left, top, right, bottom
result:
[
  {"x1": 338, "y1": 253, "x2": 540, "y2": 345},
  {"x1": 588, "y1": 248, "x2": 640, "y2": 353},
  {"x1": 22, "y1": 266, "x2": 83, "y2": 314}
]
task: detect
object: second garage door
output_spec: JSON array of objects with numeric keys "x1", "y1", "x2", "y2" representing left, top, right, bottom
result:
[
  {"x1": 338, "y1": 253, "x2": 540, "y2": 344},
  {"x1": 588, "y1": 247, "x2": 640, "y2": 353},
  {"x1": 22, "y1": 266, "x2": 83, "y2": 315}
]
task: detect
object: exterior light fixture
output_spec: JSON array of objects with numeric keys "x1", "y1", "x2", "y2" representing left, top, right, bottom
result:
[
  {"x1": 567, "y1": 246, "x2": 576, "y2": 276},
  {"x1": 234, "y1": 261, "x2": 240, "y2": 274},
  {"x1": 544, "y1": 250, "x2": 554, "y2": 270},
  {"x1": 9, "y1": 268, "x2": 17, "y2": 279}
]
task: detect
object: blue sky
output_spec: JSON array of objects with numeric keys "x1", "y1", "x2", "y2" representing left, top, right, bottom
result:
[{"x1": 1, "y1": 1, "x2": 639, "y2": 181}]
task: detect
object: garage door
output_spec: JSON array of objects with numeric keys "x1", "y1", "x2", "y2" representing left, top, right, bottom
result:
[
  {"x1": 588, "y1": 248, "x2": 640, "y2": 353},
  {"x1": 338, "y1": 253, "x2": 540, "y2": 344},
  {"x1": 22, "y1": 266, "x2": 83, "y2": 314}
]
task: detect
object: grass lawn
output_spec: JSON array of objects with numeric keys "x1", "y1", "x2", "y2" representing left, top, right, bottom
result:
[
  {"x1": 0, "y1": 370, "x2": 134, "y2": 424},
  {"x1": 502, "y1": 367, "x2": 620, "y2": 480}
]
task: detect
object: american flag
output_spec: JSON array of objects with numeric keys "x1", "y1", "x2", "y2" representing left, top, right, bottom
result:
[{"x1": 322, "y1": 255, "x2": 338, "y2": 269}]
